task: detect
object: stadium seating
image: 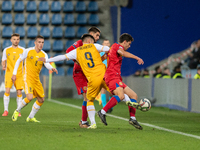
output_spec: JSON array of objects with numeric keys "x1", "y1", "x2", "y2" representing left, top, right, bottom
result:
[
  {"x1": 75, "y1": 1, "x2": 86, "y2": 12},
  {"x1": 1, "y1": 1, "x2": 12, "y2": 12},
  {"x1": 2, "y1": 27, "x2": 13, "y2": 38},
  {"x1": 76, "y1": 14, "x2": 87, "y2": 25},
  {"x1": 39, "y1": 1, "x2": 49, "y2": 12},
  {"x1": 64, "y1": 14, "x2": 75, "y2": 25},
  {"x1": 19, "y1": 40, "x2": 26, "y2": 48},
  {"x1": 51, "y1": 1, "x2": 61, "y2": 12},
  {"x1": 66, "y1": 59, "x2": 74, "y2": 66},
  {"x1": 88, "y1": 14, "x2": 100, "y2": 25},
  {"x1": 54, "y1": 67, "x2": 65, "y2": 76},
  {"x1": 2, "y1": 40, "x2": 12, "y2": 49},
  {"x1": 2, "y1": 13, "x2": 12, "y2": 25},
  {"x1": 88, "y1": 1, "x2": 99, "y2": 12},
  {"x1": 64, "y1": 27, "x2": 76, "y2": 38},
  {"x1": 27, "y1": 40, "x2": 35, "y2": 47},
  {"x1": 14, "y1": 14, "x2": 25, "y2": 25},
  {"x1": 52, "y1": 27, "x2": 63, "y2": 38},
  {"x1": 65, "y1": 40, "x2": 75, "y2": 49},
  {"x1": 14, "y1": 1, "x2": 24, "y2": 12},
  {"x1": 77, "y1": 27, "x2": 88, "y2": 38},
  {"x1": 66, "y1": 67, "x2": 73, "y2": 76},
  {"x1": 40, "y1": 27, "x2": 50, "y2": 38},
  {"x1": 27, "y1": 27, "x2": 38, "y2": 38},
  {"x1": 54, "y1": 53, "x2": 64, "y2": 65},
  {"x1": 26, "y1": 1, "x2": 37, "y2": 12},
  {"x1": 43, "y1": 40, "x2": 51, "y2": 52},
  {"x1": 39, "y1": 14, "x2": 50, "y2": 25},
  {"x1": 51, "y1": 14, "x2": 62, "y2": 25},
  {"x1": 27, "y1": 14, "x2": 37, "y2": 25},
  {"x1": 63, "y1": 1, "x2": 74, "y2": 12},
  {"x1": 15, "y1": 27, "x2": 25, "y2": 38},
  {"x1": 53, "y1": 40, "x2": 64, "y2": 52}
]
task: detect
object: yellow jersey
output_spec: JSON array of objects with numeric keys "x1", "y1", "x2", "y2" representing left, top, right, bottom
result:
[
  {"x1": 21, "y1": 47, "x2": 48, "y2": 82},
  {"x1": 76, "y1": 43, "x2": 106, "y2": 80},
  {"x1": 2, "y1": 46, "x2": 25, "y2": 78}
]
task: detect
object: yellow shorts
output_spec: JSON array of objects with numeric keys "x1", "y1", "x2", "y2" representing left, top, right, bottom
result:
[
  {"x1": 24, "y1": 79, "x2": 45, "y2": 98},
  {"x1": 5, "y1": 75, "x2": 24, "y2": 90},
  {"x1": 86, "y1": 75, "x2": 110, "y2": 101}
]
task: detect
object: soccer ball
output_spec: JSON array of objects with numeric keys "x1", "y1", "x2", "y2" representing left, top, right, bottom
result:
[{"x1": 138, "y1": 98, "x2": 151, "y2": 112}]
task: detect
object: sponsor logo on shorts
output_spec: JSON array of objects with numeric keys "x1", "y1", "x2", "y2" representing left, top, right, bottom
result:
[
  {"x1": 83, "y1": 86, "x2": 87, "y2": 90},
  {"x1": 119, "y1": 82, "x2": 123, "y2": 86}
]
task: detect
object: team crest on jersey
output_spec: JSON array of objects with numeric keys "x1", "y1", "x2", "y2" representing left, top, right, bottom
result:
[
  {"x1": 119, "y1": 46, "x2": 123, "y2": 49},
  {"x1": 74, "y1": 42, "x2": 77, "y2": 45},
  {"x1": 8, "y1": 53, "x2": 10, "y2": 56},
  {"x1": 83, "y1": 86, "x2": 87, "y2": 90},
  {"x1": 30, "y1": 56, "x2": 34, "y2": 59},
  {"x1": 119, "y1": 82, "x2": 123, "y2": 86}
]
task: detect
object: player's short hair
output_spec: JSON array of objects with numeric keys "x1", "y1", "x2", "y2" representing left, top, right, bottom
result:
[
  {"x1": 119, "y1": 33, "x2": 134, "y2": 43},
  {"x1": 81, "y1": 33, "x2": 95, "y2": 42},
  {"x1": 88, "y1": 26, "x2": 101, "y2": 33},
  {"x1": 11, "y1": 33, "x2": 20, "y2": 38},
  {"x1": 35, "y1": 35, "x2": 44, "y2": 41}
]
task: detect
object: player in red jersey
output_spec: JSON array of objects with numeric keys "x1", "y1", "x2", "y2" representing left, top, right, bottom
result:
[
  {"x1": 97, "y1": 33, "x2": 144, "y2": 129},
  {"x1": 66, "y1": 27, "x2": 101, "y2": 128}
]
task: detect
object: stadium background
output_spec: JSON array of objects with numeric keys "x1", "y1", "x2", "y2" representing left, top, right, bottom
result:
[{"x1": 0, "y1": 0, "x2": 200, "y2": 113}]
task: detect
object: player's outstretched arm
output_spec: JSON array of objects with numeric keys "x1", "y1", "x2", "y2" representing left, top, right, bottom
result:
[
  {"x1": 1, "y1": 60, "x2": 6, "y2": 70},
  {"x1": 94, "y1": 43, "x2": 110, "y2": 53},
  {"x1": 44, "y1": 63, "x2": 58, "y2": 74},
  {"x1": 12, "y1": 58, "x2": 22, "y2": 82},
  {"x1": 118, "y1": 49, "x2": 144, "y2": 65}
]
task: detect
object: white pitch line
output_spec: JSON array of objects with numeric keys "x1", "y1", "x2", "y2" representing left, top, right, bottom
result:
[{"x1": 48, "y1": 99, "x2": 200, "y2": 140}]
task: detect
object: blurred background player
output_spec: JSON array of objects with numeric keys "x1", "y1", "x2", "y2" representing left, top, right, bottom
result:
[
  {"x1": 66, "y1": 27, "x2": 101, "y2": 128},
  {"x1": 172, "y1": 64, "x2": 183, "y2": 79},
  {"x1": 98, "y1": 39, "x2": 113, "y2": 112},
  {"x1": 133, "y1": 69, "x2": 141, "y2": 77},
  {"x1": 153, "y1": 66, "x2": 162, "y2": 78},
  {"x1": 1, "y1": 33, "x2": 25, "y2": 117},
  {"x1": 38, "y1": 34, "x2": 110, "y2": 129},
  {"x1": 97, "y1": 33, "x2": 144, "y2": 129},
  {"x1": 142, "y1": 69, "x2": 150, "y2": 78},
  {"x1": 11, "y1": 35, "x2": 57, "y2": 122}
]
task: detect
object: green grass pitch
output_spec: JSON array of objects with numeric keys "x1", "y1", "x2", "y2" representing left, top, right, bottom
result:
[{"x1": 0, "y1": 98, "x2": 200, "y2": 150}]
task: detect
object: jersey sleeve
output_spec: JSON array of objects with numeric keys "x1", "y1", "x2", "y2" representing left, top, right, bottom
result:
[
  {"x1": 94, "y1": 43, "x2": 110, "y2": 52},
  {"x1": 65, "y1": 49, "x2": 77, "y2": 60},
  {"x1": 19, "y1": 48, "x2": 29, "y2": 60},
  {"x1": 66, "y1": 40, "x2": 82, "y2": 53},
  {"x1": 2, "y1": 48, "x2": 7, "y2": 61}
]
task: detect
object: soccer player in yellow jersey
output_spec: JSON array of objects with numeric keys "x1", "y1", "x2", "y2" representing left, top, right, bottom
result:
[
  {"x1": 1, "y1": 33, "x2": 25, "y2": 117},
  {"x1": 38, "y1": 34, "x2": 110, "y2": 128},
  {"x1": 11, "y1": 35, "x2": 58, "y2": 122}
]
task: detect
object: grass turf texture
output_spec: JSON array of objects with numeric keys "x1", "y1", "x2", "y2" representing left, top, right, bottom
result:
[{"x1": 0, "y1": 98, "x2": 200, "y2": 150}]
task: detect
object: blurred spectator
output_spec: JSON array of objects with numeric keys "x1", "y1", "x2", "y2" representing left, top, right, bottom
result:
[
  {"x1": 153, "y1": 66, "x2": 162, "y2": 78},
  {"x1": 188, "y1": 39, "x2": 200, "y2": 69},
  {"x1": 194, "y1": 66, "x2": 200, "y2": 79},
  {"x1": 172, "y1": 64, "x2": 183, "y2": 79},
  {"x1": 133, "y1": 69, "x2": 141, "y2": 77},
  {"x1": 142, "y1": 69, "x2": 150, "y2": 78},
  {"x1": 162, "y1": 67, "x2": 171, "y2": 79}
]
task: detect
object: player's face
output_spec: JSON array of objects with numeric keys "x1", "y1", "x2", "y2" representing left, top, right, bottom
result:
[
  {"x1": 102, "y1": 40, "x2": 111, "y2": 47},
  {"x1": 123, "y1": 41, "x2": 132, "y2": 50},
  {"x1": 34, "y1": 38, "x2": 44, "y2": 51},
  {"x1": 11, "y1": 36, "x2": 20, "y2": 47},
  {"x1": 90, "y1": 32, "x2": 100, "y2": 42}
]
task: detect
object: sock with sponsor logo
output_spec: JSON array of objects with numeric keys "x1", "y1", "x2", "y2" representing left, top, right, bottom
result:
[
  {"x1": 16, "y1": 97, "x2": 31, "y2": 112},
  {"x1": 3, "y1": 93, "x2": 10, "y2": 111},
  {"x1": 28, "y1": 100, "x2": 43, "y2": 119},
  {"x1": 87, "y1": 101, "x2": 96, "y2": 125}
]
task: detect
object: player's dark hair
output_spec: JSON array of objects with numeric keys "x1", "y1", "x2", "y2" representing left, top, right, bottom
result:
[
  {"x1": 88, "y1": 26, "x2": 101, "y2": 33},
  {"x1": 81, "y1": 34, "x2": 95, "y2": 42},
  {"x1": 11, "y1": 33, "x2": 20, "y2": 38},
  {"x1": 35, "y1": 35, "x2": 44, "y2": 41},
  {"x1": 119, "y1": 33, "x2": 134, "y2": 43},
  {"x1": 155, "y1": 66, "x2": 160, "y2": 72}
]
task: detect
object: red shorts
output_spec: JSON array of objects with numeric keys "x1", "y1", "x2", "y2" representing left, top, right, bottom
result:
[
  {"x1": 105, "y1": 76, "x2": 127, "y2": 95},
  {"x1": 73, "y1": 71, "x2": 88, "y2": 95}
]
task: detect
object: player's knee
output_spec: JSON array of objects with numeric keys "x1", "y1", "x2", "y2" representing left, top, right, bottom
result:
[
  {"x1": 26, "y1": 95, "x2": 33, "y2": 101},
  {"x1": 38, "y1": 98, "x2": 44, "y2": 103},
  {"x1": 118, "y1": 94, "x2": 125, "y2": 101},
  {"x1": 16, "y1": 90, "x2": 22, "y2": 95}
]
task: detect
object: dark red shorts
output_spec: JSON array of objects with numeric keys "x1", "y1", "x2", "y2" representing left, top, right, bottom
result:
[
  {"x1": 73, "y1": 71, "x2": 88, "y2": 95},
  {"x1": 105, "y1": 77, "x2": 127, "y2": 95}
]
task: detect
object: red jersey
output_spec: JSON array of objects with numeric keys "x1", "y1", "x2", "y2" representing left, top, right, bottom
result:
[
  {"x1": 105, "y1": 43, "x2": 124, "y2": 79},
  {"x1": 66, "y1": 40, "x2": 83, "y2": 74}
]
